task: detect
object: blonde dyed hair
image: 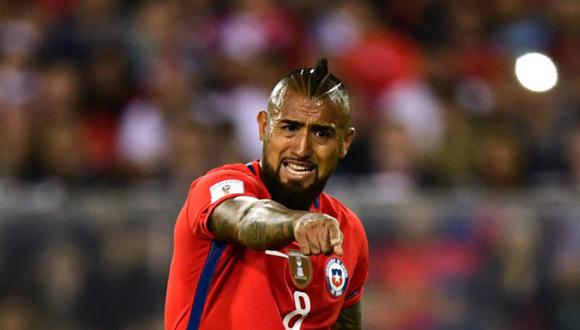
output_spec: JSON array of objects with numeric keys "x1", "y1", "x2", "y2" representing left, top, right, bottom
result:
[{"x1": 267, "y1": 58, "x2": 351, "y2": 121}]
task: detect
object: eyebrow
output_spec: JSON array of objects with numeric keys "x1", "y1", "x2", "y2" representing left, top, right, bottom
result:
[
  {"x1": 279, "y1": 119, "x2": 302, "y2": 126},
  {"x1": 278, "y1": 119, "x2": 337, "y2": 132},
  {"x1": 312, "y1": 124, "x2": 337, "y2": 134}
]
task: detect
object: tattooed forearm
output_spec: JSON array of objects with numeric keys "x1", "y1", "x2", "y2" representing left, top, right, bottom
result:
[
  {"x1": 238, "y1": 206, "x2": 297, "y2": 249},
  {"x1": 332, "y1": 302, "x2": 362, "y2": 330},
  {"x1": 210, "y1": 197, "x2": 303, "y2": 249}
]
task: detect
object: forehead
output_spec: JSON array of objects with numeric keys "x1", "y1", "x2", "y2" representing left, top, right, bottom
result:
[{"x1": 273, "y1": 90, "x2": 347, "y2": 126}]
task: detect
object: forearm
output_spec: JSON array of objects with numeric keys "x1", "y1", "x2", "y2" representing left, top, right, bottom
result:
[
  {"x1": 210, "y1": 197, "x2": 306, "y2": 249},
  {"x1": 210, "y1": 196, "x2": 343, "y2": 255},
  {"x1": 238, "y1": 199, "x2": 307, "y2": 249}
]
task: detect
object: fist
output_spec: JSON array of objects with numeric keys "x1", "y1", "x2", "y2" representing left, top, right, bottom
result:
[{"x1": 293, "y1": 213, "x2": 343, "y2": 256}]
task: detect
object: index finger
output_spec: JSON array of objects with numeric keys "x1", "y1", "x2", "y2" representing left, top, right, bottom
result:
[
  {"x1": 328, "y1": 225, "x2": 343, "y2": 256},
  {"x1": 332, "y1": 243, "x2": 343, "y2": 256}
]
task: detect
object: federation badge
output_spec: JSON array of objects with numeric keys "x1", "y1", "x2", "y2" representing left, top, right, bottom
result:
[
  {"x1": 325, "y1": 257, "x2": 349, "y2": 297},
  {"x1": 288, "y1": 250, "x2": 313, "y2": 289}
]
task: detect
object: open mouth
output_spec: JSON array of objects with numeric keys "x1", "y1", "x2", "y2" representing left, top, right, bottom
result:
[{"x1": 282, "y1": 160, "x2": 316, "y2": 178}]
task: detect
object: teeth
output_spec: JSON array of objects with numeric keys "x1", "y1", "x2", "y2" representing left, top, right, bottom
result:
[{"x1": 286, "y1": 163, "x2": 311, "y2": 173}]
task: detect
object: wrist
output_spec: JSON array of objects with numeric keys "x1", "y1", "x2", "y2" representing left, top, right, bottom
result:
[{"x1": 290, "y1": 211, "x2": 309, "y2": 239}]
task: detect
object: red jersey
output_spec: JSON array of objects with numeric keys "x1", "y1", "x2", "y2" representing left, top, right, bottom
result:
[{"x1": 165, "y1": 160, "x2": 369, "y2": 330}]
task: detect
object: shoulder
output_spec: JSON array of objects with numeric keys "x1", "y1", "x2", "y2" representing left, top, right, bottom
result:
[
  {"x1": 189, "y1": 162, "x2": 267, "y2": 200},
  {"x1": 191, "y1": 163, "x2": 255, "y2": 188},
  {"x1": 202, "y1": 162, "x2": 251, "y2": 179}
]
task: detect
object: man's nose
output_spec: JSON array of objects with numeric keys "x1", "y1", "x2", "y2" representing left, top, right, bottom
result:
[{"x1": 291, "y1": 129, "x2": 313, "y2": 158}]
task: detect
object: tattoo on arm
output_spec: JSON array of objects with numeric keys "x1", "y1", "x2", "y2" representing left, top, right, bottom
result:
[
  {"x1": 332, "y1": 302, "x2": 362, "y2": 330},
  {"x1": 208, "y1": 204, "x2": 239, "y2": 241},
  {"x1": 239, "y1": 210, "x2": 295, "y2": 249},
  {"x1": 209, "y1": 197, "x2": 304, "y2": 249}
]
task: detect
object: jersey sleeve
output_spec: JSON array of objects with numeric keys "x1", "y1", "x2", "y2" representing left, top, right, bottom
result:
[
  {"x1": 342, "y1": 214, "x2": 369, "y2": 308},
  {"x1": 184, "y1": 168, "x2": 267, "y2": 240}
]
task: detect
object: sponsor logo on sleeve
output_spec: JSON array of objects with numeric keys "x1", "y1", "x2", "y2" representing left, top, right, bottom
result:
[{"x1": 210, "y1": 179, "x2": 244, "y2": 203}]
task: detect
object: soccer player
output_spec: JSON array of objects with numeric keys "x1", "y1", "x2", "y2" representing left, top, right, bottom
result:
[{"x1": 165, "y1": 58, "x2": 369, "y2": 330}]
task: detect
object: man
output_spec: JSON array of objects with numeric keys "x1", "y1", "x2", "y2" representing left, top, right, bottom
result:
[{"x1": 165, "y1": 58, "x2": 368, "y2": 330}]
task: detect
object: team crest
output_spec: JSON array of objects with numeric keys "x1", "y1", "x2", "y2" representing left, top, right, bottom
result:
[
  {"x1": 325, "y1": 258, "x2": 349, "y2": 297},
  {"x1": 288, "y1": 250, "x2": 313, "y2": 289}
]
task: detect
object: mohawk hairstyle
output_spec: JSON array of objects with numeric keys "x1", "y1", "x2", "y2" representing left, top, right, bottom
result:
[
  {"x1": 309, "y1": 58, "x2": 329, "y2": 97},
  {"x1": 267, "y1": 57, "x2": 350, "y2": 117}
]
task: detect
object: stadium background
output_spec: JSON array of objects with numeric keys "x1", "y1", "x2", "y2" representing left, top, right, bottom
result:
[{"x1": 0, "y1": 0, "x2": 579, "y2": 329}]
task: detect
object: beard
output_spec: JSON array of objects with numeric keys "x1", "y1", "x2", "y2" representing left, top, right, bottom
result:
[{"x1": 260, "y1": 157, "x2": 331, "y2": 211}]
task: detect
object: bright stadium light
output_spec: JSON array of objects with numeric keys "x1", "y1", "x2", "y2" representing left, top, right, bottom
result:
[{"x1": 515, "y1": 52, "x2": 558, "y2": 93}]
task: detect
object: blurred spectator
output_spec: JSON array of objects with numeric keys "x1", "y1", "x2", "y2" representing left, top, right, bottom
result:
[
  {"x1": 336, "y1": 2, "x2": 423, "y2": 112},
  {"x1": 117, "y1": 98, "x2": 169, "y2": 179},
  {"x1": 376, "y1": 79, "x2": 444, "y2": 155},
  {"x1": 313, "y1": 0, "x2": 362, "y2": 57},
  {"x1": 427, "y1": 95, "x2": 479, "y2": 187},
  {"x1": 0, "y1": 296, "x2": 41, "y2": 330},
  {"x1": 564, "y1": 126, "x2": 580, "y2": 188},
  {"x1": 550, "y1": 212, "x2": 580, "y2": 330},
  {"x1": 0, "y1": 16, "x2": 40, "y2": 178},
  {"x1": 168, "y1": 117, "x2": 239, "y2": 190},
  {"x1": 370, "y1": 120, "x2": 416, "y2": 201},
  {"x1": 32, "y1": 61, "x2": 85, "y2": 182},
  {"x1": 369, "y1": 199, "x2": 483, "y2": 329},
  {"x1": 475, "y1": 129, "x2": 524, "y2": 189},
  {"x1": 37, "y1": 240, "x2": 86, "y2": 328},
  {"x1": 217, "y1": 0, "x2": 304, "y2": 63}
]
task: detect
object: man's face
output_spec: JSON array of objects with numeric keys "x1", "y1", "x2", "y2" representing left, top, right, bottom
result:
[{"x1": 258, "y1": 89, "x2": 355, "y2": 209}]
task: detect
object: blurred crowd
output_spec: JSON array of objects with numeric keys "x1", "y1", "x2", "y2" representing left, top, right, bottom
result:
[
  {"x1": 0, "y1": 0, "x2": 579, "y2": 190},
  {"x1": 0, "y1": 0, "x2": 579, "y2": 329},
  {"x1": 1, "y1": 187, "x2": 579, "y2": 330}
]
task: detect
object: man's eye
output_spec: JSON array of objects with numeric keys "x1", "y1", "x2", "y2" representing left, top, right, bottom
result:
[
  {"x1": 282, "y1": 125, "x2": 298, "y2": 132},
  {"x1": 315, "y1": 129, "x2": 333, "y2": 139}
]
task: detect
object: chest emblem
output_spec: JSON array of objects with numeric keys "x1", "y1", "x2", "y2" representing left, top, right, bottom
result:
[
  {"x1": 325, "y1": 257, "x2": 349, "y2": 297},
  {"x1": 288, "y1": 250, "x2": 313, "y2": 289}
]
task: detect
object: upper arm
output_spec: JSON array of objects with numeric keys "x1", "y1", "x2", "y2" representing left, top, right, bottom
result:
[
  {"x1": 208, "y1": 196, "x2": 259, "y2": 242},
  {"x1": 184, "y1": 169, "x2": 266, "y2": 239},
  {"x1": 332, "y1": 301, "x2": 362, "y2": 330}
]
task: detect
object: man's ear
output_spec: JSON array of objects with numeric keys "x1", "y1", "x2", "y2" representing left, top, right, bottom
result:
[
  {"x1": 257, "y1": 110, "x2": 268, "y2": 141},
  {"x1": 340, "y1": 127, "x2": 356, "y2": 158}
]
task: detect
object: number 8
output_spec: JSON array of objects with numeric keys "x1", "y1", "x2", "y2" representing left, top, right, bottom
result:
[{"x1": 283, "y1": 291, "x2": 311, "y2": 330}]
